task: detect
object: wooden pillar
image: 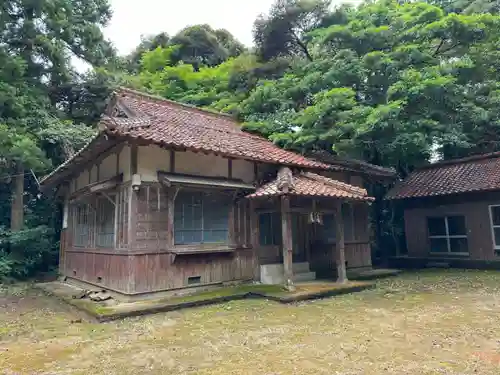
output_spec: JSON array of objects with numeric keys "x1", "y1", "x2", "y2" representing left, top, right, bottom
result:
[
  {"x1": 249, "y1": 199, "x2": 260, "y2": 281},
  {"x1": 281, "y1": 195, "x2": 295, "y2": 291},
  {"x1": 335, "y1": 200, "x2": 347, "y2": 283},
  {"x1": 166, "y1": 187, "x2": 176, "y2": 248},
  {"x1": 60, "y1": 197, "x2": 69, "y2": 275},
  {"x1": 128, "y1": 144, "x2": 139, "y2": 250}
]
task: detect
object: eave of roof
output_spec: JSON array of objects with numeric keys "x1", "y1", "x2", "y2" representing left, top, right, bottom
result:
[{"x1": 39, "y1": 133, "x2": 114, "y2": 189}]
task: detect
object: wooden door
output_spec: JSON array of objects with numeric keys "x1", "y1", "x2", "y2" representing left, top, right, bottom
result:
[{"x1": 291, "y1": 213, "x2": 307, "y2": 262}]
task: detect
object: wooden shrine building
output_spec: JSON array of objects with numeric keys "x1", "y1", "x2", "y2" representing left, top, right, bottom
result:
[{"x1": 40, "y1": 88, "x2": 394, "y2": 297}]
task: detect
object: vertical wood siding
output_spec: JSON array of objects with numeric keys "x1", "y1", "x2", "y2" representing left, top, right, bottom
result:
[
  {"x1": 64, "y1": 252, "x2": 132, "y2": 293},
  {"x1": 135, "y1": 184, "x2": 168, "y2": 251},
  {"x1": 126, "y1": 182, "x2": 256, "y2": 294},
  {"x1": 309, "y1": 243, "x2": 372, "y2": 277},
  {"x1": 234, "y1": 199, "x2": 252, "y2": 247},
  {"x1": 254, "y1": 199, "x2": 371, "y2": 270},
  {"x1": 130, "y1": 250, "x2": 256, "y2": 294}
]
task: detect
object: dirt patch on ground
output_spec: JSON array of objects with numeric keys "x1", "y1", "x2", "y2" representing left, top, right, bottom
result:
[{"x1": 2, "y1": 270, "x2": 500, "y2": 374}]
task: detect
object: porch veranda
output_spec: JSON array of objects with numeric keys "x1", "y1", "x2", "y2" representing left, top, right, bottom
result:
[{"x1": 247, "y1": 168, "x2": 374, "y2": 291}]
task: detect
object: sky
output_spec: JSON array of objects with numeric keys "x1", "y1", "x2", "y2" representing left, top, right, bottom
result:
[
  {"x1": 71, "y1": 0, "x2": 357, "y2": 72},
  {"x1": 105, "y1": 0, "x2": 277, "y2": 55}
]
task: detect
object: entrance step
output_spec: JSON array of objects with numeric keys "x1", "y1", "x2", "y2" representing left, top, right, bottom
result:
[{"x1": 260, "y1": 262, "x2": 316, "y2": 285}]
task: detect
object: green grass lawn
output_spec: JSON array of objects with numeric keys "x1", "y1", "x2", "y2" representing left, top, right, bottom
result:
[{"x1": 2, "y1": 269, "x2": 500, "y2": 374}]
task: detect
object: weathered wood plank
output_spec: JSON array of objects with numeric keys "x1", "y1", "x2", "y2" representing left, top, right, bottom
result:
[{"x1": 64, "y1": 251, "x2": 131, "y2": 293}]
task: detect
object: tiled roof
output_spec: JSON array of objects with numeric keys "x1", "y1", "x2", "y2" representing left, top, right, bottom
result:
[
  {"x1": 104, "y1": 88, "x2": 332, "y2": 170},
  {"x1": 308, "y1": 151, "x2": 396, "y2": 178},
  {"x1": 385, "y1": 152, "x2": 500, "y2": 200},
  {"x1": 247, "y1": 170, "x2": 374, "y2": 201},
  {"x1": 40, "y1": 87, "x2": 389, "y2": 188}
]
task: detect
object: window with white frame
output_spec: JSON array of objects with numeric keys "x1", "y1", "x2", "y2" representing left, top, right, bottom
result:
[
  {"x1": 96, "y1": 195, "x2": 115, "y2": 248},
  {"x1": 427, "y1": 216, "x2": 468, "y2": 254},
  {"x1": 73, "y1": 203, "x2": 90, "y2": 247},
  {"x1": 174, "y1": 190, "x2": 231, "y2": 245},
  {"x1": 489, "y1": 205, "x2": 500, "y2": 250}
]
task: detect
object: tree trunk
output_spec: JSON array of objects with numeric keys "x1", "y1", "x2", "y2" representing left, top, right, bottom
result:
[{"x1": 10, "y1": 163, "x2": 24, "y2": 232}]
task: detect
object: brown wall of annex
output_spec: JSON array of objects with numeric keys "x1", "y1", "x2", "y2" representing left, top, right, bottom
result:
[{"x1": 404, "y1": 193, "x2": 500, "y2": 261}]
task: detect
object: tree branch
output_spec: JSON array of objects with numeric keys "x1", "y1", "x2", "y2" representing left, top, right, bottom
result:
[
  {"x1": 433, "y1": 38, "x2": 445, "y2": 57},
  {"x1": 293, "y1": 32, "x2": 313, "y2": 62}
]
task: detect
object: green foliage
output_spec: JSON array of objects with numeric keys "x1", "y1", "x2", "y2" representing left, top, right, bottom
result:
[
  {"x1": 0, "y1": 0, "x2": 112, "y2": 280},
  {"x1": 170, "y1": 24, "x2": 246, "y2": 70},
  {"x1": 0, "y1": 124, "x2": 48, "y2": 171},
  {"x1": 431, "y1": 0, "x2": 500, "y2": 14},
  {"x1": 253, "y1": 0, "x2": 333, "y2": 61},
  {"x1": 126, "y1": 32, "x2": 171, "y2": 73},
  {"x1": 140, "y1": 45, "x2": 180, "y2": 73},
  {"x1": 0, "y1": 226, "x2": 57, "y2": 280},
  {"x1": 123, "y1": 1, "x2": 500, "y2": 173}
]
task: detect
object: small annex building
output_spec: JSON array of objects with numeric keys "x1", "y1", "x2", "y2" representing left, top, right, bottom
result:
[
  {"x1": 386, "y1": 152, "x2": 500, "y2": 267},
  {"x1": 41, "y1": 88, "x2": 394, "y2": 298}
]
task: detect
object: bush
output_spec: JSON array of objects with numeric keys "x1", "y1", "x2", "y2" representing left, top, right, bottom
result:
[{"x1": 0, "y1": 226, "x2": 58, "y2": 280}]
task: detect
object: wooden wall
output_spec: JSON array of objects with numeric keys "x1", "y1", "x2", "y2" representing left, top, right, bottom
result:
[
  {"x1": 62, "y1": 143, "x2": 259, "y2": 295},
  {"x1": 255, "y1": 213, "x2": 311, "y2": 265},
  {"x1": 61, "y1": 142, "x2": 376, "y2": 295},
  {"x1": 135, "y1": 184, "x2": 169, "y2": 252},
  {"x1": 129, "y1": 250, "x2": 256, "y2": 294},
  {"x1": 255, "y1": 199, "x2": 372, "y2": 274},
  {"x1": 404, "y1": 192, "x2": 500, "y2": 261},
  {"x1": 64, "y1": 251, "x2": 132, "y2": 293},
  {"x1": 126, "y1": 182, "x2": 256, "y2": 294},
  {"x1": 70, "y1": 145, "x2": 131, "y2": 193},
  {"x1": 66, "y1": 184, "x2": 130, "y2": 250},
  {"x1": 63, "y1": 183, "x2": 132, "y2": 293},
  {"x1": 116, "y1": 184, "x2": 130, "y2": 250},
  {"x1": 310, "y1": 243, "x2": 372, "y2": 278}
]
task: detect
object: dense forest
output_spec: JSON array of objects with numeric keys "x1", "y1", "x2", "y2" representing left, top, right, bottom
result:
[{"x1": 1, "y1": 0, "x2": 500, "y2": 278}]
